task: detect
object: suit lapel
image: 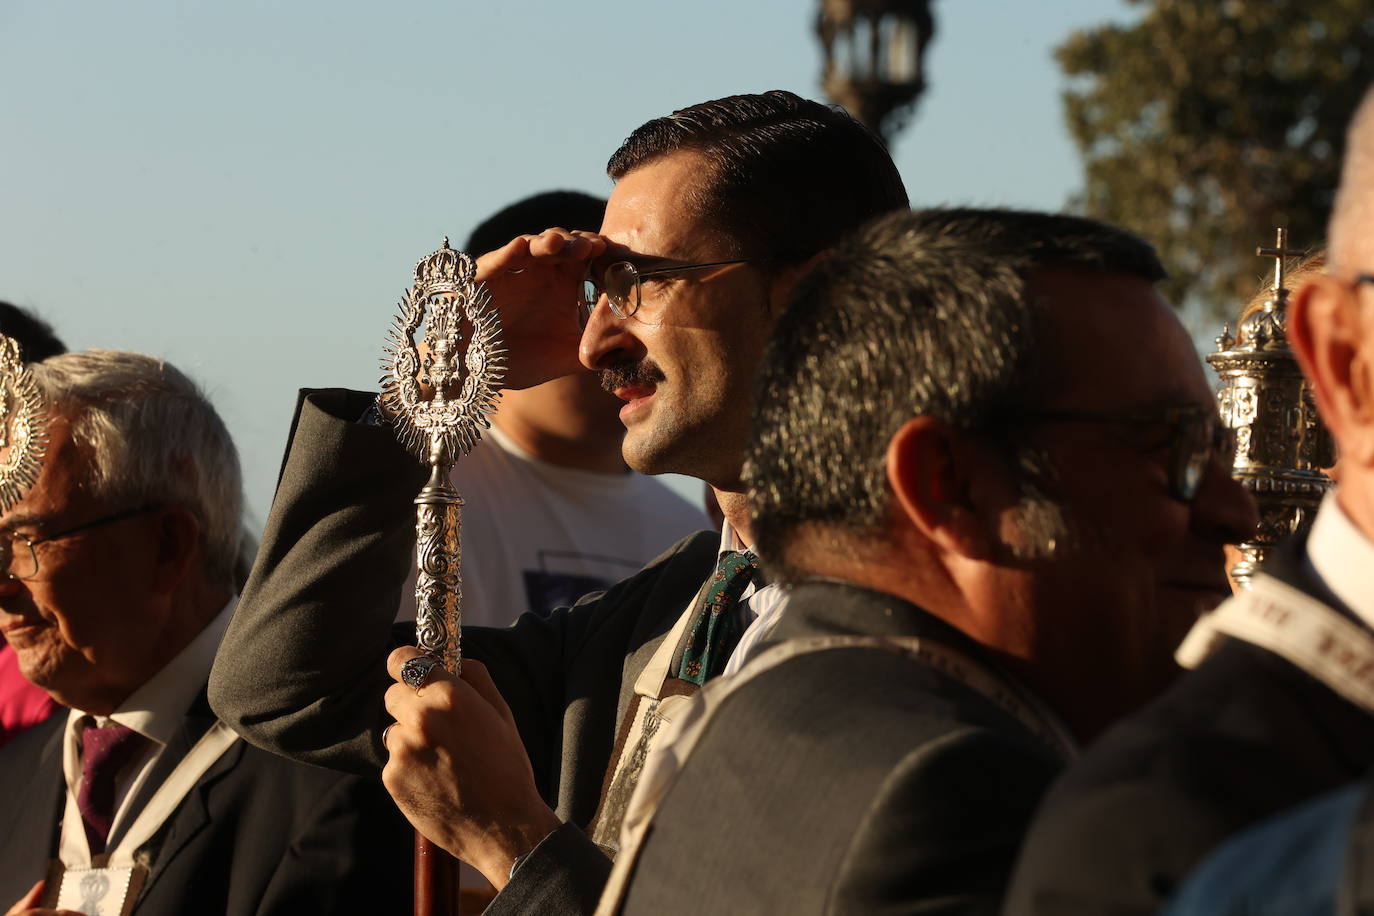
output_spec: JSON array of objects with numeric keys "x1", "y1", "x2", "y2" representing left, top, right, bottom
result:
[
  {"x1": 1210, "y1": 536, "x2": 1374, "y2": 777},
  {"x1": 118, "y1": 692, "x2": 243, "y2": 903},
  {"x1": 615, "y1": 531, "x2": 719, "y2": 721},
  {"x1": 0, "y1": 716, "x2": 65, "y2": 890},
  {"x1": 585, "y1": 532, "x2": 720, "y2": 848}
]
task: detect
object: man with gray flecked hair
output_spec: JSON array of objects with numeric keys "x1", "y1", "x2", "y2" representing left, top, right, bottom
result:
[
  {"x1": 32, "y1": 351, "x2": 243, "y2": 587},
  {"x1": 596, "y1": 207, "x2": 1254, "y2": 913}
]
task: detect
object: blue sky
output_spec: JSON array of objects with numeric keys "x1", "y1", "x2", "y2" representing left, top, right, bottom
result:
[{"x1": 1, "y1": 0, "x2": 1138, "y2": 525}]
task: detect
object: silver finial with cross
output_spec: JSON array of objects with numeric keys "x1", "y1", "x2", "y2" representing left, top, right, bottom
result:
[{"x1": 1256, "y1": 227, "x2": 1303, "y2": 304}]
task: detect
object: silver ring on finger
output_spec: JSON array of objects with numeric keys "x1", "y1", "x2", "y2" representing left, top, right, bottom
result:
[
  {"x1": 400, "y1": 654, "x2": 442, "y2": 691},
  {"x1": 382, "y1": 723, "x2": 396, "y2": 751}
]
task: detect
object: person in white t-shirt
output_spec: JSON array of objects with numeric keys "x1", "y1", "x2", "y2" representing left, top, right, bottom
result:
[{"x1": 398, "y1": 191, "x2": 710, "y2": 626}]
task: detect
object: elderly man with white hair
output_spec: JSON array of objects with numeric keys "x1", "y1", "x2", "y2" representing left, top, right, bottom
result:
[
  {"x1": 0, "y1": 351, "x2": 411, "y2": 916},
  {"x1": 1005, "y1": 83, "x2": 1374, "y2": 916}
]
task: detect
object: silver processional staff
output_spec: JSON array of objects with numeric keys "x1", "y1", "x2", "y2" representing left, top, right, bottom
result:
[{"x1": 380, "y1": 238, "x2": 506, "y2": 916}]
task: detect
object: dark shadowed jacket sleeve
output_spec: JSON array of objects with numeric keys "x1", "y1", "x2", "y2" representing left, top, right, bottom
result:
[
  {"x1": 207, "y1": 388, "x2": 655, "y2": 784},
  {"x1": 207, "y1": 389, "x2": 711, "y2": 916},
  {"x1": 247, "y1": 759, "x2": 417, "y2": 915},
  {"x1": 487, "y1": 823, "x2": 614, "y2": 916},
  {"x1": 208, "y1": 389, "x2": 428, "y2": 775}
]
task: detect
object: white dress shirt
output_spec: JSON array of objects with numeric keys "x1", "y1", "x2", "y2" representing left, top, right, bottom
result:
[
  {"x1": 1305, "y1": 491, "x2": 1374, "y2": 629},
  {"x1": 59, "y1": 597, "x2": 237, "y2": 866}
]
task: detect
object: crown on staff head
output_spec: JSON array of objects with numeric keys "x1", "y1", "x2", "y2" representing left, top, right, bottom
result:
[{"x1": 412, "y1": 237, "x2": 476, "y2": 295}]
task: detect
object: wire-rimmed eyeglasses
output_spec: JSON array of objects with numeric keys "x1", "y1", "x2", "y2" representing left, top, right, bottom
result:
[
  {"x1": 578, "y1": 259, "x2": 752, "y2": 328},
  {"x1": 0, "y1": 504, "x2": 158, "y2": 580},
  {"x1": 1018, "y1": 405, "x2": 1237, "y2": 501}
]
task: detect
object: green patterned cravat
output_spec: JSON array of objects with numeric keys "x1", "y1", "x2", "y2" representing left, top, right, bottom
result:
[{"x1": 676, "y1": 550, "x2": 761, "y2": 685}]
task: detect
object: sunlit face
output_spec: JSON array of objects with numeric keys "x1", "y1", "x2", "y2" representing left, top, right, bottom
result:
[
  {"x1": 578, "y1": 151, "x2": 781, "y2": 489},
  {"x1": 496, "y1": 370, "x2": 629, "y2": 450},
  {"x1": 991, "y1": 267, "x2": 1258, "y2": 725},
  {"x1": 0, "y1": 419, "x2": 171, "y2": 713}
]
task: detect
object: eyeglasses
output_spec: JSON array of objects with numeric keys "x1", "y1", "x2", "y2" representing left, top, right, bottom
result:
[
  {"x1": 0, "y1": 505, "x2": 157, "y2": 581},
  {"x1": 1019, "y1": 406, "x2": 1237, "y2": 501},
  {"x1": 578, "y1": 259, "x2": 752, "y2": 327}
]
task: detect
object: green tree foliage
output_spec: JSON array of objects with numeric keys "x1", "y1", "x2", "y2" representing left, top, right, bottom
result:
[{"x1": 1058, "y1": 1, "x2": 1374, "y2": 316}]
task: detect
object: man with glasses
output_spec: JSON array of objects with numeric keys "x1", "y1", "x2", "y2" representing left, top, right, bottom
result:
[
  {"x1": 209, "y1": 91, "x2": 908, "y2": 912},
  {"x1": 586, "y1": 207, "x2": 1256, "y2": 913},
  {"x1": 1005, "y1": 85, "x2": 1374, "y2": 916},
  {"x1": 0, "y1": 350, "x2": 412, "y2": 914},
  {"x1": 400, "y1": 191, "x2": 709, "y2": 629}
]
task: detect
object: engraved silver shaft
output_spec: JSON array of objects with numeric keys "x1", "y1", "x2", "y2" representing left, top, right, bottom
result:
[{"x1": 414, "y1": 463, "x2": 462, "y2": 672}]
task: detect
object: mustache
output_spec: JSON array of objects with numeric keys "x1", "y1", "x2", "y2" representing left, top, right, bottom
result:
[{"x1": 600, "y1": 360, "x2": 666, "y2": 393}]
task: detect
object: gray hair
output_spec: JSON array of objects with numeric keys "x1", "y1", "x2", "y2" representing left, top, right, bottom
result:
[
  {"x1": 31, "y1": 350, "x2": 243, "y2": 588},
  {"x1": 745, "y1": 207, "x2": 1166, "y2": 582},
  {"x1": 1330, "y1": 84, "x2": 1374, "y2": 275}
]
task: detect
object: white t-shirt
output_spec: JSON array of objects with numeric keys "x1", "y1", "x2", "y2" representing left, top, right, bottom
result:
[{"x1": 399, "y1": 424, "x2": 711, "y2": 627}]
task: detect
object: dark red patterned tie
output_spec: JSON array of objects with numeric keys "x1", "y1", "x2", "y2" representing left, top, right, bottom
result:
[{"x1": 77, "y1": 720, "x2": 145, "y2": 854}]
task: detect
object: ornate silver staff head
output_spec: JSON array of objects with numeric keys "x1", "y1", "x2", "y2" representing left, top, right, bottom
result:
[
  {"x1": 0, "y1": 333, "x2": 48, "y2": 513},
  {"x1": 1208, "y1": 228, "x2": 1334, "y2": 586},
  {"x1": 380, "y1": 239, "x2": 505, "y2": 669},
  {"x1": 381, "y1": 238, "x2": 505, "y2": 465}
]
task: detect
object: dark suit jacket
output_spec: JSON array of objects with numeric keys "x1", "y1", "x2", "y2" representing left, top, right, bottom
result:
[
  {"x1": 1004, "y1": 537, "x2": 1374, "y2": 916},
  {"x1": 616, "y1": 581, "x2": 1064, "y2": 916},
  {"x1": 0, "y1": 695, "x2": 412, "y2": 915},
  {"x1": 208, "y1": 390, "x2": 719, "y2": 914}
]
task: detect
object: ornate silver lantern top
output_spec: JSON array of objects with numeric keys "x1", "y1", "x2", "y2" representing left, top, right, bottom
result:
[
  {"x1": 816, "y1": 0, "x2": 934, "y2": 144},
  {"x1": 1208, "y1": 228, "x2": 1334, "y2": 586}
]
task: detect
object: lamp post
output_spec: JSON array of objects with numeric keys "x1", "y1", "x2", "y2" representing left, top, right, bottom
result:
[{"x1": 816, "y1": 0, "x2": 935, "y2": 145}]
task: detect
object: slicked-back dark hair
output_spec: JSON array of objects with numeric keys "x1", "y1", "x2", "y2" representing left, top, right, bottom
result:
[
  {"x1": 465, "y1": 190, "x2": 607, "y2": 254},
  {"x1": 745, "y1": 207, "x2": 1166, "y2": 581},
  {"x1": 0, "y1": 301, "x2": 66, "y2": 362},
  {"x1": 606, "y1": 90, "x2": 908, "y2": 262}
]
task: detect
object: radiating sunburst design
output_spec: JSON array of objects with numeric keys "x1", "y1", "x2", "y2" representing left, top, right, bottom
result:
[
  {"x1": 380, "y1": 238, "x2": 505, "y2": 464},
  {"x1": 0, "y1": 335, "x2": 47, "y2": 513}
]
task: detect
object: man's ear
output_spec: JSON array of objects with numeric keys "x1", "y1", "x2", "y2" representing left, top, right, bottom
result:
[
  {"x1": 150, "y1": 506, "x2": 201, "y2": 594},
  {"x1": 1290, "y1": 275, "x2": 1374, "y2": 465},
  {"x1": 767, "y1": 250, "x2": 831, "y2": 310},
  {"x1": 885, "y1": 417, "x2": 996, "y2": 559}
]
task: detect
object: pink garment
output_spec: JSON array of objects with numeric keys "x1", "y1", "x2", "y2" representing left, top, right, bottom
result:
[{"x1": 0, "y1": 643, "x2": 58, "y2": 748}]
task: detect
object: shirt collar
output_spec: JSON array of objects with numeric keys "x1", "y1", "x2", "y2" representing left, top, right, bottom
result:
[
  {"x1": 717, "y1": 520, "x2": 753, "y2": 557},
  {"x1": 1307, "y1": 490, "x2": 1374, "y2": 628},
  {"x1": 70, "y1": 596, "x2": 238, "y2": 748}
]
